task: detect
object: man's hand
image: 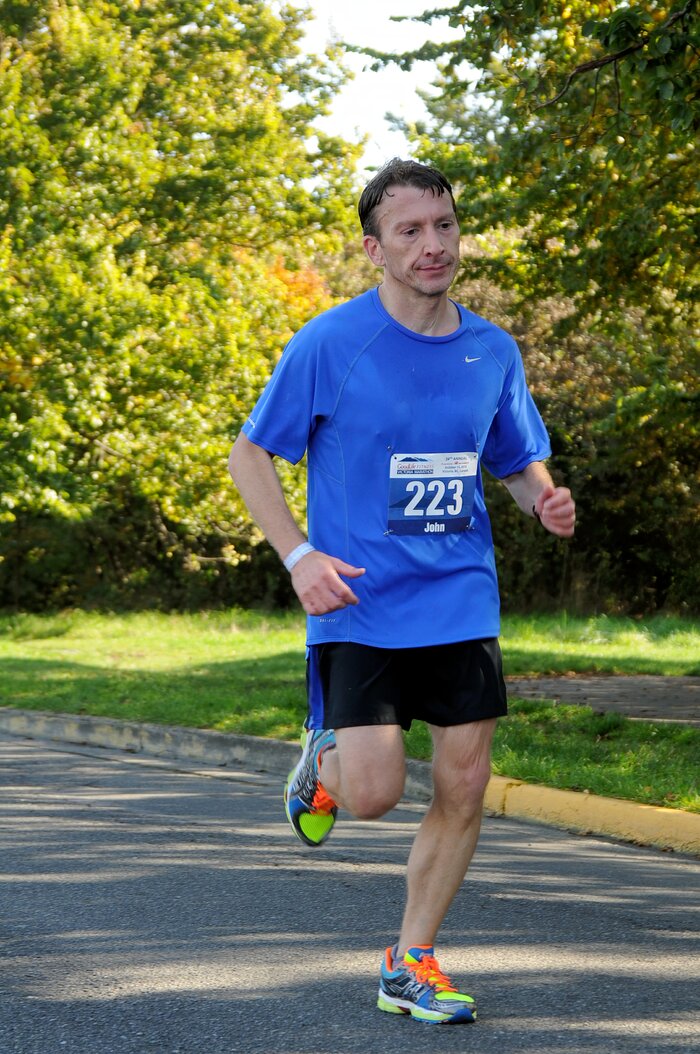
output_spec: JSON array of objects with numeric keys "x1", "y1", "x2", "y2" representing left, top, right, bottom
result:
[
  {"x1": 534, "y1": 485, "x2": 576, "y2": 538},
  {"x1": 291, "y1": 550, "x2": 366, "y2": 615}
]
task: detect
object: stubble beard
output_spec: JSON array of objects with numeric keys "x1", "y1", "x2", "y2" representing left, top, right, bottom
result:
[{"x1": 412, "y1": 260, "x2": 458, "y2": 298}]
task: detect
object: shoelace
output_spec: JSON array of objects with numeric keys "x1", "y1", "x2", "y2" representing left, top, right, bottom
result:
[
  {"x1": 309, "y1": 741, "x2": 336, "y2": 813},
  {"x1": 409, "y1": 955, "x2": 457, "y2": 993},
  {"x1": 311, "y1": 782, "x2": 336, "y2": 813}
]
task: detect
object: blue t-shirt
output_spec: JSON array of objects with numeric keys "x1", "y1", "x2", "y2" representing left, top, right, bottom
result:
[{"x1": 243, "y1": 287, "x2": 551, "y2": 647}]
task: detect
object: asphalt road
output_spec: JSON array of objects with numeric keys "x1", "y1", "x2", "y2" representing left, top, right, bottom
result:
[{"x1": 1, "y1": 733, "x2": 698, "y2": 1054}]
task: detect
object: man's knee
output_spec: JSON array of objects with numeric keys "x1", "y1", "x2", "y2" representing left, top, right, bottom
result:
[
  {"x1": 436, "y1": 752, "x2": 490, "y2": 798},
  {"x1": 333, "y1": 725, "x2": 406, "y2": 820},
  {"x1": 431, "y1": 719, "x2": 497, "y2": 813},
  {"x1": 342, "y1": 771, "x2": 405, "y2": 820},
  {"x1": 461, "y1": 756, "x2": 492, "y2": 802}
]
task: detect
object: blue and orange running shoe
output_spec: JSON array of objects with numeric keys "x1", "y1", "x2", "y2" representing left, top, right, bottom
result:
[
  {"x1": 283, "y1": 727, "x2": 337, "y2": 846},
  {"x1": 377, "y1": 945, "x2": 477, "y2": 1024}
]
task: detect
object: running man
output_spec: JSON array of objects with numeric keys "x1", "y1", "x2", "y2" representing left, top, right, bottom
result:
[{"x1": 229, "y1": 158, "x2": 576, "y2": 1024}]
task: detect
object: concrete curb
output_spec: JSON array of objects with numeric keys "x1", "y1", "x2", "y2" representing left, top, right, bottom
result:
[{"x1": 1, "y1": 706, "x2": 698, "y2": 857}]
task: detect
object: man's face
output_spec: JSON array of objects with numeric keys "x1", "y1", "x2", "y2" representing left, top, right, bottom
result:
[{"x1": 363, "y1": 184, "x2": 460, "y2": 300}]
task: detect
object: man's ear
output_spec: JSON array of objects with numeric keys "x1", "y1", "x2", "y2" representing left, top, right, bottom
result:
[{"x1": 363, "y1": 234, "x2": 385, "y2": 268}]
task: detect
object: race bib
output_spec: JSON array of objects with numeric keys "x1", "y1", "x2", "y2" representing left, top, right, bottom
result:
[{"x1": 388, "y1": 452, "x2": 478, "y2": 536}]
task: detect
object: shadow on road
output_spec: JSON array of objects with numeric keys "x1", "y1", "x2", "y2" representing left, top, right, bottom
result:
[{"x1": 1, "y1": 739, "x2": 698, "y2": 1053}]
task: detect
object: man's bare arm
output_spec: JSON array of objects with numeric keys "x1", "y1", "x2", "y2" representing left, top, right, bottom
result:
[
  {"x1": 228, "y1": 432, "x2": 365, "y2": 614},
  {"x1": 228, "y1": 432, "x2": 307, "y2": 560},
  {"x1": 501, "y1": 461, "x2": 576, "y2": 538}
]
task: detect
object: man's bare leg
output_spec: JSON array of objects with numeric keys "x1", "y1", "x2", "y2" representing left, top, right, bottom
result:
[{"x1": 397, "y1": 718, "x2": 497, "y2": 955}]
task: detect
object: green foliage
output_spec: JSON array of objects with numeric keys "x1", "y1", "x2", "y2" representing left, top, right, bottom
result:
[
  {"x1": 0, "y1": 0, "x2": 362, "y2": 607},
  {"x1": 378, "y1": 1, "x2": 698, "y2": 307},
  {"x1": 366, "y1": 1, "x2": 699, "y2": 612},
  {"x1": 2, "y1": 2, "x2": 697, "y2": 613}
]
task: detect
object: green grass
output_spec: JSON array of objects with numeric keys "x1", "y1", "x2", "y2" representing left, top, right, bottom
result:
[
  {"x1": 0, "y1": 609, "x2": 307, "y2": 741},
  {"x1": 500, "y1": 612, "x2": 700, "y2": 677},
  {"x1": 1, "y1": 609, "x2": 698, "y2": 812}
]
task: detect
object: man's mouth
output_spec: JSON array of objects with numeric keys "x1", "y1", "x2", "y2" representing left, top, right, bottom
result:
[{"x1": 418, "y1": 262, "x2": 450, "y2": 273}]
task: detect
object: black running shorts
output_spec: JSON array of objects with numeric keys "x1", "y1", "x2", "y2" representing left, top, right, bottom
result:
[{"x1": 306, "y1": 639, "x2": 508, "y2": 731}]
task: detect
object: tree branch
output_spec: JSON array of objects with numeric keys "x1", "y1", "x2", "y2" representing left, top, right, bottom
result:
[
  {"x1": 536, "y1": 3, "x2": 694, "y2": 109},
  {"x1": 537, "y1": 43, "x2": 643, "y2": 108}
]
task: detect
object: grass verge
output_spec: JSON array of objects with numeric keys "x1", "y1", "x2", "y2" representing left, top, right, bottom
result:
[{"x1": 1, "y1": 609, "x2": 698, "y2": 812}]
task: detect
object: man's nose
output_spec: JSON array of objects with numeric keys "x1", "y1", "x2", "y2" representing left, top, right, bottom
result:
[{"x1": 423, "y1": 229, "x2": 444, "y2": 255}]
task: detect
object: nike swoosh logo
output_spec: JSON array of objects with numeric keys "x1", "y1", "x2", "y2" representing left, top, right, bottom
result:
[{"x1": 464, "y1": 356, "x2": 481, "y2": 364}]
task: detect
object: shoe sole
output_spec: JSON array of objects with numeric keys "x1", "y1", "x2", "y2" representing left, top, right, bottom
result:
[{"x1": 377, "y1": 990, "x2": 476, "y2": 1024}]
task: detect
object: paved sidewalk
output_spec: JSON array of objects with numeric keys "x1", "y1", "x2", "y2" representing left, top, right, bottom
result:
[{"x1": 506, "y1": 675, "x2": 700, "y2": 726}]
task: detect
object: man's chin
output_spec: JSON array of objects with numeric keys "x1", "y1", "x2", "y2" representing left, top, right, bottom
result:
[{"x1": 415, "y1": 279, "x2": 453, "y2": 298}]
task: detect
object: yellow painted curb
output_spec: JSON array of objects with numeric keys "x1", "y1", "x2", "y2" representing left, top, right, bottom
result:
[{"x1": 485, "y1": 775, "x2": 700, "y2": 856}]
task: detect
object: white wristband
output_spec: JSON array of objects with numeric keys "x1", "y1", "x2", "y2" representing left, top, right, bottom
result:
[{"x1": 283, "y1": 541, "x2": 315, "y2": 572}]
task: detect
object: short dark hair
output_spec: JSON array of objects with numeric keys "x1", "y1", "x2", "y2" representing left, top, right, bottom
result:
[{"x1": 358, "y1": 158, "x2": 457, "y2": 239}]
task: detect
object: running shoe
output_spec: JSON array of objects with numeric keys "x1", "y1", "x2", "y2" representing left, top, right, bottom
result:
[
  {"x1": 377, "y1": 945, "x2": 477, "y2": 1024},
  {"x1": 283, "y1": 727, "x2": 337, "y2": 846}
]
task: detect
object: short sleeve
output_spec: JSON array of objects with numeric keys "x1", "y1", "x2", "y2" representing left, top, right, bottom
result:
[
  {"x1": 481, "y1": 349, "x2": 551, "y2": 478},
  {"x1": 241, "y1": 329, "x2": 322, "y2": 465}
]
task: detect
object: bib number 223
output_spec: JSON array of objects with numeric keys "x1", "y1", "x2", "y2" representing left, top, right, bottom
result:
[{"x1": 388, "y1": 452, "x2": 477, "y2": 536}]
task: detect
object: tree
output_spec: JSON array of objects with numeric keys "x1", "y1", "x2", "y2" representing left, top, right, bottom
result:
[
  {"x1": 0, "y1": 0, "x2": 361, "y2": 608},
  {"x1": 363, "y1": 1, "x2": 699, "y2": 611},
  {"x1": 367, "y1": 1, "x2": 698, "y2": 319}
]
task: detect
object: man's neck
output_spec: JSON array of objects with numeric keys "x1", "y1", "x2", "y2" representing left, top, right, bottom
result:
[{"x1": 377, "y1": 283, "x2": 460, "y2": 337}]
